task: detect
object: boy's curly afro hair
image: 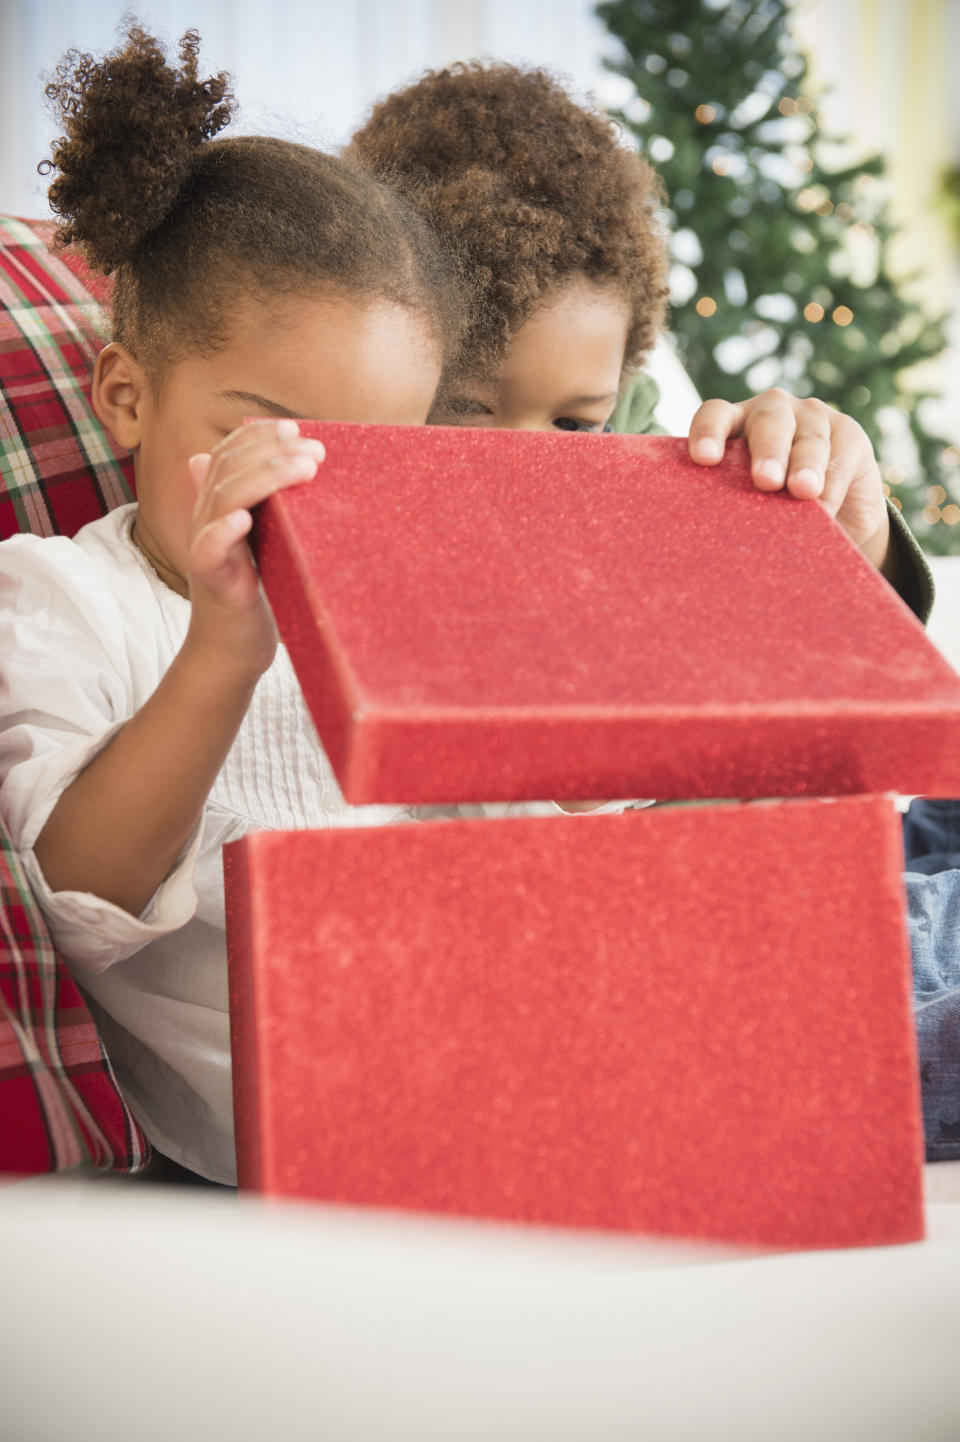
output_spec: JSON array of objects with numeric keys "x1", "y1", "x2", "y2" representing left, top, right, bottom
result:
[{"x1": 349, "y1": 61, "x2": 670, "y2": 380}]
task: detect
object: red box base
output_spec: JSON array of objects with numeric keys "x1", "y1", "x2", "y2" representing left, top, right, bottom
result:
[{"x1": 225, "y1": 796, "x2": 924, "y2": 1250}]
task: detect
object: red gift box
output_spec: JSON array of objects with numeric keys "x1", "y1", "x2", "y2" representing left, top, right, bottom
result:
[
  {"x1": 252, "y1": 424, "x2": 960, "y2": 805},
  {"x1": 227, "y1": 421, "x2": 941, "y2": 1247},
  {"x1": 225, "y1": 796, "x2": 924, "y2": 1249}
]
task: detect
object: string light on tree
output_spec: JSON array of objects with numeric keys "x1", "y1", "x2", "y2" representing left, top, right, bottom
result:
[{"x1": 597, "y1": 0, "x2": 959, "y2": 552}]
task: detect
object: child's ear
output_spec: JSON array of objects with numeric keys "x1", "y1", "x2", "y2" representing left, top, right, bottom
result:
[{"x1": 91, "y1": 343, "x2": 148, "y2": 450}]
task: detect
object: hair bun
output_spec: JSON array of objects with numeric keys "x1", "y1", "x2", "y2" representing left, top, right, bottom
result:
[{"x1": 42, "y1": 24, "x2": 234, "y2": 272}]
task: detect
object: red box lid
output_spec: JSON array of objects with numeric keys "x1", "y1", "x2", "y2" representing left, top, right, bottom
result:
[
  {"x1": 252, "y1": 424, "x2": 960, "y2": 804},
  {"x1": 224, "y1": 795, "x2": 924, "y2": 1249}
]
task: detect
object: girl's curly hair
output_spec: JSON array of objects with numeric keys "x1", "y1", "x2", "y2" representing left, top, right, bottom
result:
[
  {"x1": 41, "y1": 23, "x2": 463, "y2": 376},
  {"x1": 349, "y1": 61, "x2": 670, "y2": 380}
]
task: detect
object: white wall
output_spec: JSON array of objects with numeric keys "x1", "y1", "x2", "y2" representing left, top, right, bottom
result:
[
  {"x1": 927, "y1": 557, "x2": 960, "y2": 673},
  {"x1": 0, "y1": 0, "x2": 633, "y2": 218}
]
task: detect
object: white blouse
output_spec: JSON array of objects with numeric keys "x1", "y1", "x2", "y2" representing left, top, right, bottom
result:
[{"x1": 0, "y1": 505, "x2": 641, "y2": 1183}]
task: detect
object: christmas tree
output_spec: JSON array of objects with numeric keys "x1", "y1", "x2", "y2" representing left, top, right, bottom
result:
[{"x1": 597, "y1": 0, "x2": 960, "y2": 553}]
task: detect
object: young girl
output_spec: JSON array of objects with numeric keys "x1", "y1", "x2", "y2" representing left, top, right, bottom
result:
[
  {"x1": 349, "y1": 61, "x2": 931, "y2": 618},
  {"x1": 0, "y1": 26, "x2": 468, "y2": 1185}
]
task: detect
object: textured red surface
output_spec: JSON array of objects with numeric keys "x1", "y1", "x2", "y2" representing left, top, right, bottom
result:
[
  {"x1": 252, "y1": 423, "x2": 960, "y2": 805},
  {"x1": 225, "y1": 795, "x2": 924, "y2": 1249}
]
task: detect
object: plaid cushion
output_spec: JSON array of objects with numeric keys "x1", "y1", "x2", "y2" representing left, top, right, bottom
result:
[
  {"x1": 0, "y1": 214, "x2": 133, "y2": 542},
  {"x1": 0, "y1": 810, "x2": 149, "y2": 1172},
  {"x1": 0, "y1": 215, "x2": 147, "y2": 1172}
]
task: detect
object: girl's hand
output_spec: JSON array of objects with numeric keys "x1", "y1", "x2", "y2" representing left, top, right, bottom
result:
[
  {"x1": 687, "y1": 389, "x2": 890, "y2": 572},
  {"x1": 35, "y1": 416, "x2": 324, "y2": 917},
  {"x1": 185, "y1": 419, "x2": 325, "y2": 677}
]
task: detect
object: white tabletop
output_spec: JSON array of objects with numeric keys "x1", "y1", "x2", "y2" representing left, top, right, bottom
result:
[{"x1": 1, "y1": 1172, "x2": 959, "y2": 1442}]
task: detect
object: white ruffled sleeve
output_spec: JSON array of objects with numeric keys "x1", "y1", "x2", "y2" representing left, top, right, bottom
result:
[{"x1": 0, "y1": 531, "x2": 201, "y2": 971}]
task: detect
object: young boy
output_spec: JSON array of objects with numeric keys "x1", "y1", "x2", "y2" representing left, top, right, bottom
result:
[
  {"x1": 351, "y1": 60, "x2": 960, "y2": 1159},
  {"x1": 349, "y1": 60, "x2": 931, "y2": 619}
]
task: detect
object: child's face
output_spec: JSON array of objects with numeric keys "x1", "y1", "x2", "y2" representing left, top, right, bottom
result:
[
  {"x1": 433, "y1": 277, "x2": 630, "y2": 434},
  {"x1": 101, "y1": 291, "x2": 442, "y2": 585}
]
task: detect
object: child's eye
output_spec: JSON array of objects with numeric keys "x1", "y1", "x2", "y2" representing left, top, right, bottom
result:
[
  {"x1": 553, "y1": 417, "x2": 604, "y2": 433},
  {"x1": 445, "y1": 397, "x2": 494, "y2": 418}
]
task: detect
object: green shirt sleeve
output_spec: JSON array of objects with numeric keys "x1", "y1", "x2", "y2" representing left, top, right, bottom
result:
[
  {"x1": 608, "y1": 372, "x2": 934, "y2": 624},
  {"x1": 609, "y1": 371, "x2": 668, "y2": 436},
  {"x1": 886, "y1": 501, "x2": 934, "y2": 624}
]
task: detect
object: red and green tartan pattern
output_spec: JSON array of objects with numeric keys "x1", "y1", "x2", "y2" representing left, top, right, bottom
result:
[
  {"x1": 0, "y1": 810, "x2": 149, "y2": 1173},
  {"x1": 0, "y1": 215, "x2": 133, "y2": 542},
  {"x1": 0, "y1": 214, "x2": 147, "y2": 1171}
]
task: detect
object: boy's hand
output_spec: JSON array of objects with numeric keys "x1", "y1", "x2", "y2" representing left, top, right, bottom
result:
[
  {"x1": 186, "y1": 419, "x2": 325, "y2": 677},
  {"x1": 688, "y1": 389, "x2": 890, "y2": 574}
]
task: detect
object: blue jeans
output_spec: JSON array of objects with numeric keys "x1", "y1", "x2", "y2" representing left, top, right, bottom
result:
[{"x1": 902, "y1": 799, "x2": 960, "y2": 1160}]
